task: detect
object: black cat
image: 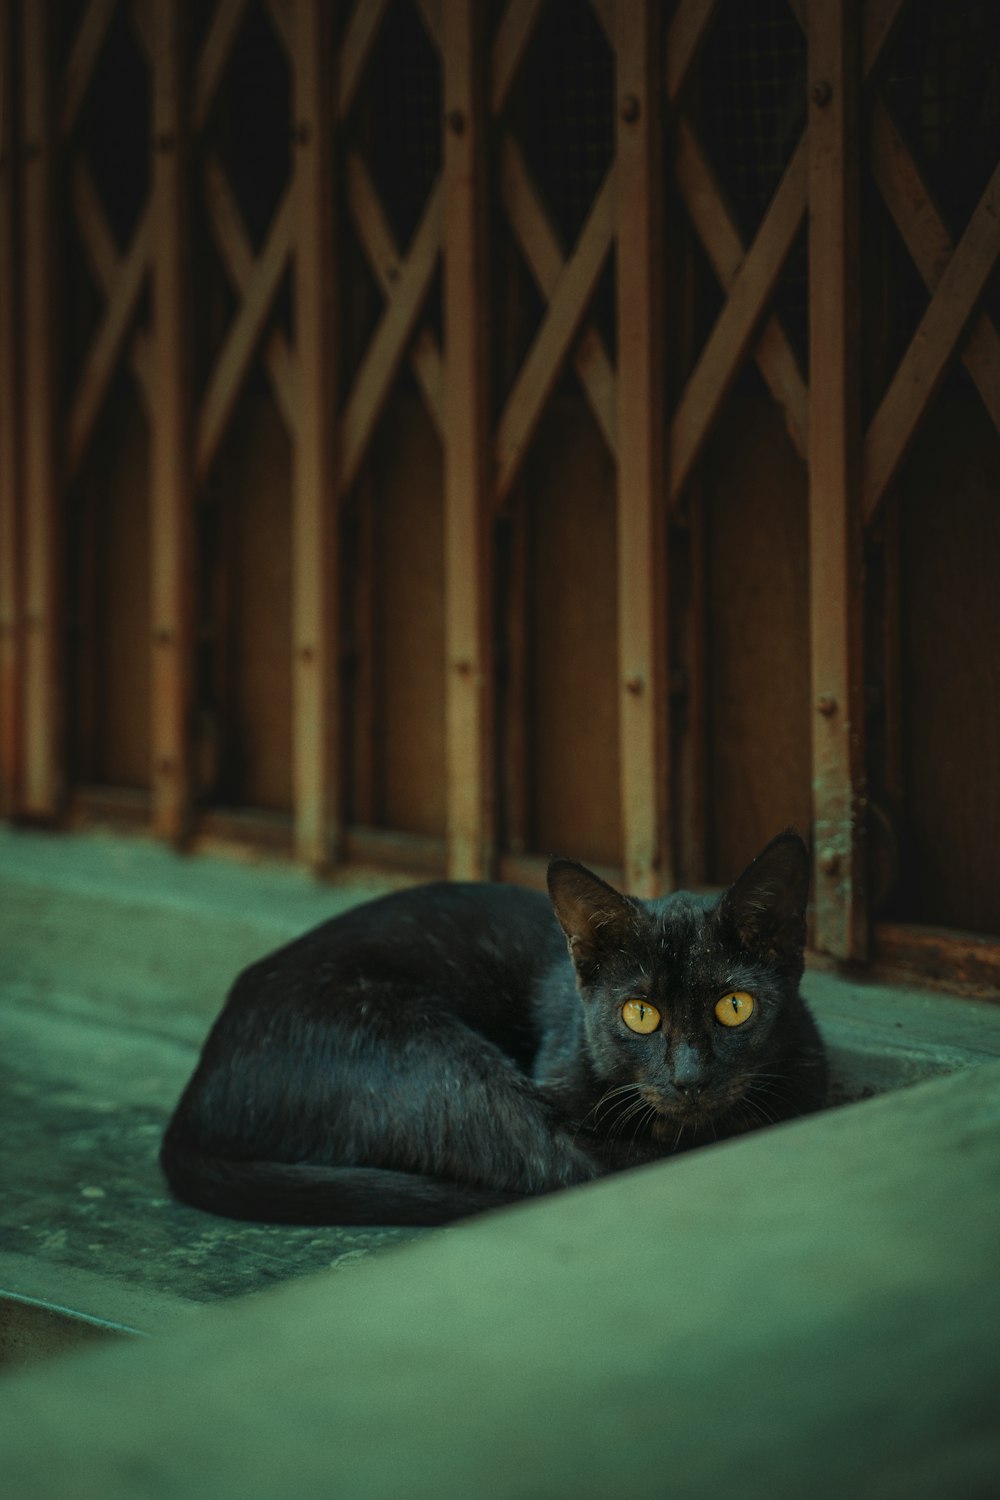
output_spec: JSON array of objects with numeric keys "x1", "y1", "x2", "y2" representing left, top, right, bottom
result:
[{"x1": 161, "y1": 831, "x2": 827, "y2": 1225}]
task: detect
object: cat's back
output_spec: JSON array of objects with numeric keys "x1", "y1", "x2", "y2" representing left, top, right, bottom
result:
[
  {"x1": 226, "y1": 879, "x2": 562, "y2": 1030},
  {"x1": 263, "y1": 878, "x2": 553, "y2": 967}
]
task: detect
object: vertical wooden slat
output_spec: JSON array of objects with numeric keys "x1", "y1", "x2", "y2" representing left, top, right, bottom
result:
[
  {"x1": 350, "y1": 486, "x2": 377, "y2": 828},
  {"x1": 502, "y1": 497, "x2": 529, "y2": 858},
  {"x1": 0, "y1": 0, "x2": 20, "y2": 815},
  {"x1": 676, "y1": 495, "x2": 709, "y2": 887},
  {"x1": 21, "y1": 0, "x2": 61, "y2": 818},
  {"x1": 616, "y1": 1, "x2": 670, "y2": 896},
  {"x1": 808, "y1": 0, "x2": 867, "y2": 958},
  {"x1": 443, "y1": 0, "x2": 493, "y2": 881},
  {"x1": 292, "y1": 0, "x2": 338, "y2": 866},
  {"x1": 150, "y1": 0, "x2": 192, "y2": 841}
]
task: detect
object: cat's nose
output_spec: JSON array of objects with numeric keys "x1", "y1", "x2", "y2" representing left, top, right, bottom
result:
[{"x1": 671, "y1": 1041, "x2": 710, "y2": 1099}]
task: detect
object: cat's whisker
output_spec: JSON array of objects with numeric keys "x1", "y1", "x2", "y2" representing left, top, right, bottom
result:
[
  {"x1": 608, "y1": 1095, "x2": 650, "y2": 1144},
  {"x1": 739, "y1": 1091, "x2": 780, "y2": 1130},
  {"x1": 587, "y1": 1084, "x2": 641, "y2": 1125},
  {"x1": 743, "y1": 1082, "x2": 787, "y2": 1121},
  {"x1": 626, "y1": 1105, "x2": 658, "y2": 1164},
  {"x1": 573, "y1": 1086, "x2": 631, "y2": 1139}
]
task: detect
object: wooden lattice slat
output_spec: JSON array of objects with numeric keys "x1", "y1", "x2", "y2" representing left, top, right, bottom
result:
[
  {"x1": 195, "y1": 186, "x2": 293, "y2": 481},
  {"x1": 61, "y1": 0, "x2": 118, "y2": 136},
  {"x1": 338, "y1": 178, "x2": 442, "y2": 494},
  {"x1": 856, "y1": 0, "x2": 1000, "y2": 519},
  {"x1": 444, "y1": 0, "x2": 493, "y2": 880},
  {"x1": 491, "y1": 0, "x2": 544, "y2": 115},
  {"x1": 21, "y1": 0, "x2": 62, "y2": 819},
  {"x1": 667, "y1": 0, "x2": 721, "y2": 100},
  {"x1": 66, "y1": 207, "x2": 151, "y2": 476},
  {"x1": 346, "y1": 151, "x2": 444, "y2": 434},
  {"x1": 338, "y1": 0, "x2": 390, "y2": 120},
  {"x1": 616, "y1": 0, "x2": 670, "y2": 896},
  {"x1": 150, "y1": 0, "x2": 192, "y2": 841},
  {"x1": 674, "y1": 121, "x2": 808, "y2": 461},
  {"x1": 71, "y1": 159, "x2": 151, "y2": 398},
  {"x1": 495, "y1": 167, "x2": 615, "y2": 503},
  {"x1": 0, "y1": 0, "x2": 20, "y2": 814},
  {"x1": 669, "y1": 138, "x2": 808, "y2": 504},
  {"x1": 863, "y1": 159, "x2": 1000, "y2": 524},
  {"x1": 291, "y1": 0, "x2": 338, "y2": 867},
  {"x1": 808, "y1": 0, "x2": 867, "y2": 960},
  {"x1": 500, "y1": 138, "x2": 616, "y2": 456},
  {"x1": 203, "y1": 152, "x2": 296, "y2": 434},
  {"x1": 194, "y1": 0, "x2": 250, "y2": 132}
]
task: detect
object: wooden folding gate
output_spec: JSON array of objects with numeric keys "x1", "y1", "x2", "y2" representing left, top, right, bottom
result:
[{"x1": 1, "y1": 0, "x2": 998, "y2": 982}]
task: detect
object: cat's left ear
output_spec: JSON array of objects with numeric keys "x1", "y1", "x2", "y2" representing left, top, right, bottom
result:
[
  {"x1": 547, "y1": 859, "x2": 634, "y2": 977},
  {"x1": 718, "y1": 830, "x2": 810, "y2": 967}
]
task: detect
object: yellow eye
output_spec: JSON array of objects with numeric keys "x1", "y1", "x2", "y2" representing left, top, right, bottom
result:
[
  {"x1": 715, "y1": 991, "x2": 755, "y2": 1027},
  {"x1": 622, "y1": 999, "x2": 661, "y2": 1034}
]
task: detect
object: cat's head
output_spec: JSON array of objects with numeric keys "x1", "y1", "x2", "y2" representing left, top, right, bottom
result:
[{"x1": 547, "y1": 832, "x2": 819, "y2": 1138}]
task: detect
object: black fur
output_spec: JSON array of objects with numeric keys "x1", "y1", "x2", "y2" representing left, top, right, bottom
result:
[{"x1": 161, "y1": 832, "x2": 827, "y2": 1225}]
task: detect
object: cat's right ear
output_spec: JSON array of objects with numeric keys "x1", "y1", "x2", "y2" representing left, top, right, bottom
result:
[{"x1": 547, "y1": 859, "x2": 634, "y2": 977}]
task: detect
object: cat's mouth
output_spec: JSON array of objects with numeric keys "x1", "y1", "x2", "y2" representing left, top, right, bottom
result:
[{"x1": 643, "y1": 1084, "x2": 741, "y2": 1132}]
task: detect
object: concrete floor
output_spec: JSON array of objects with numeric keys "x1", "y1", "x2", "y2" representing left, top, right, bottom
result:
[{"x1": 2, "y1": 827, "x2": 999, "y2": 1496}]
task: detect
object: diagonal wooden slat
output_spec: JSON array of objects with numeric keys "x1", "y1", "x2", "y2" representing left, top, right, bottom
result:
[
  {"x1": 131, "y1": 0, "x2": 154, "y2": 60},
  {"x1": 674, "y1": 119, "x2": 808, "y2": 460},
  {"x1": 72, "y1": 158, "x2": 151, "y2": 397},
  {"x1": 491, "y1": 0, "x2": 545, "y2": 116},
  {"x1": 204, "y1": 152, "x2": 296, "y2": 433},
  {"x1": 665, "y1": 0, "x2": 721, "y2": 102},
  {"x1": 862, "y1": 0, "x2": 909, "y2": 75},
  {"x1": 265, "y1": 0, "x2": 292, "y2": 51},
  {"x1": 346, "y1": 150, "x2": 443, "y2": 434},
  {"x1": 787, "y1": 0, "x2": 908, "y2": 77},
  {"x1": 339, "y1": 177, "x2": 442, "y2": 493},
  {"x1": 668, "y1": 135, "x2": 808, "y2": 506},
  {"x1": 62, "y1": 0, "x2": 119, "y2": 136},
  {"x1": 195, "y1": 184, "x2": 293, "y2": 480},
  {"x1": 863, "y1": 157, "x2": 1000, "y2": 523},
  {"x1": 67, "y1": 208, "x2": 151, "y2": 476},
  {"x1": 73, "y1": 160, "x2": 119, "y2": 286},
  {"x1": 338, "y1": 0, "x2": 389, "y2": 119},
  {"x1": 589, "y1": 0, "x2": 613, "y2": 46},
  {"x1": 193, "y1": 0, "x2": 249, "y2": 133},
  {"x1": 414, "y1": 0, "x2": 442, "y2": 50},
  {"x1": 871, "y1": 101, "x2": 1000, "y2": 439},
  {"x1": 501, "y1": 138, "x2": 616, "y2": 456},
  {"x1": 495, "y1": 165, "x2": 615, "y2": 504}
]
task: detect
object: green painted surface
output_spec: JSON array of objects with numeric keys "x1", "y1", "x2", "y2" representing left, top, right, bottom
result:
[
  {"x1": 1, "y1": 1062, "x2": 998, "y2": 1498},
  {"x1": 1, "y1": 828, "x2": 999, "y2": 1497}
]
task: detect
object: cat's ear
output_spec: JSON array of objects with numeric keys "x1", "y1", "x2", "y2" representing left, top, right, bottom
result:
[
  {"x1": 547, "y1": 858, "x2": 634, "y2": 976},
  {"x1": 718, "y1": 830, "x2": 810, "y2": 967}
]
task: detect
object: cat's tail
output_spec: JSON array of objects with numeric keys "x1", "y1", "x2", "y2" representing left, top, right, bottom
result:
[{"x1": 159, "y1": 1140, "x2": 525, "y2": 1227}]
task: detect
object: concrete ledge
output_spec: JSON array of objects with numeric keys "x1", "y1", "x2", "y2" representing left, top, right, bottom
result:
[
  {"x1": 1, "y1": 1060, "x2": 998, "y2": 1499},
  {"x1": 3, "y1": 829, "x2": 999, "y2": 1493}
]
